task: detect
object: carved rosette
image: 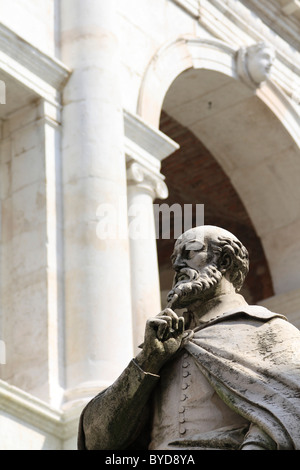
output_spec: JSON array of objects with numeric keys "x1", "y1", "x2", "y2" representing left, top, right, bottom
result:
[{"x1": 127, "y1": 162, "x2": 169, "y2": 200}]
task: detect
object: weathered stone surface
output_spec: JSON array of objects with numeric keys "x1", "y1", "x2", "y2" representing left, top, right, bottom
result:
[{"x1": 79, "y1": 226, "x2": 300, "y2": 450}]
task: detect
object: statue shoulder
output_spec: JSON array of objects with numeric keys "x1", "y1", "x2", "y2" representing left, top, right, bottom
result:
[{"x1": 239, "y1": 304, "x2": 287, "y2": 322}]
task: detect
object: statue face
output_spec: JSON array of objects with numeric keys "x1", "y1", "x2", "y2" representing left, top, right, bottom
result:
[
  {"x1": 167, "y1": 232, "x2": 222, "y2": 308},
  {"x1": 247, "y1": 46, "x2": 275, "y2": 84},
  {"x1": 171, "y1": 238, "x2": 209, "y2": 273}
]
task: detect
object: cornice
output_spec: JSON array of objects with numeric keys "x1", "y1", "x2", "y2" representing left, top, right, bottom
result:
[
  {"x1": 170, "y1": 0, "x2": 300, "y2": 54},
  {"x1": 0, "y1": 379, "x2": 82, "y2": 441},
  {"x1": 199, "y1": 0, "x2": 300, "y2": 105},
  {"x1": 281, "y1": 0, "x2": 300, "y2": 17},
  {"x1": 0, "y1": 22, "x2": 71, "y2": 98},
  {"x1": 124, "y1": 109, "x2": 179, "y2": 172},
  {"x1": 200, "y1": 0, "x2": 300, "y2": 59},
  {"x1": 171, "y1": 0, "x2": 200, "y2": 17},
  {"x1": 124, "y1": 110, "x2": 178, "y2": 200},
  {"x1": 239, "y1": 0, "x2": 300, "y2": 49}
]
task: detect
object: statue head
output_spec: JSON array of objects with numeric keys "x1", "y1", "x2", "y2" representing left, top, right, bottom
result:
[
  {"x1": 167, "y1": 225, "x2": 249, "y2": 309},
  {"x1": 237, "y1": 41, "x2": 275, "y2": 88},
  {"x1": 246, "y1": 42, "x2": 275, "y2": 85}
]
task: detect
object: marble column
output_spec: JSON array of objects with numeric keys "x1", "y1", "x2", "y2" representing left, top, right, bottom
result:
[
  {"x1": 123, "y1": 110, "x2": 179, "y2": 353},
  {"x1": 60, "y1": 0, "x2": 133, "y2": 403},
  {"x1": 127, "y1": 162, "x2": 168, "y2": 352}
]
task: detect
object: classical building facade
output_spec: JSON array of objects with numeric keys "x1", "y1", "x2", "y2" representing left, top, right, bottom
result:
[{"x1": 1, "y1": 0, "x2": 300, "y2": 449}]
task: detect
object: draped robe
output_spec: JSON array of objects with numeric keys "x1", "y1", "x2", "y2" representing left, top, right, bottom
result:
[{"x1": 78, "y1": 306, "x2": 300, "y2": 450}]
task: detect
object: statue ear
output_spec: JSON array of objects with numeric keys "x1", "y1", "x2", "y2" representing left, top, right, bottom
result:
[{"x1": 219, "y1": 252, "x2": 232, "y2": 273}]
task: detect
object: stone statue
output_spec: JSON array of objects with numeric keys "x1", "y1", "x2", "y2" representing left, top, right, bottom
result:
[
  {"x1": 237, "y1": 41, "x2": 275, "y2": 89},
  {"x1": 78, "y1": 225, "x2": 300, "y2": 450}
]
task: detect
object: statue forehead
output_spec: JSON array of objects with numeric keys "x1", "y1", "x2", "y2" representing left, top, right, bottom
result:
[
  {"x1": 173, "y1": 225, "x2": 238, "y2": 251},
  {"x1": 174, "y1": 228, "x2": 205, "y2": 251},
  {"x1": 248, "y1": 42, "x2": 275, "y2": 58}
]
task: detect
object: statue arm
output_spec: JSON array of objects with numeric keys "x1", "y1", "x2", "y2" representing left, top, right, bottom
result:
[
  {"x1": 78, "y1": 358, "x2": 160, "y2": 450},
  {"x1": 78, "y1": 308, "x2": 185, "y2": 450},
  {"x1": 240, "y1": 423, "x2": 277, "y2": 450}
]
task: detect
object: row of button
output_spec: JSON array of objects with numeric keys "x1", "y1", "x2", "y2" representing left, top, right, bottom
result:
[{"x1": 179, "y1": 352, "x2": 191, "y2": 435}]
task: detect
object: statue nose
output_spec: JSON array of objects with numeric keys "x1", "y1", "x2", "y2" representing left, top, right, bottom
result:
[{"x1": 173, "y1": 256, "x2": 186, "y2": 270}]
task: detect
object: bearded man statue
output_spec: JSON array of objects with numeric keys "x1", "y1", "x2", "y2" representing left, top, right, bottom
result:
[{"x1": 78, "y1": 225, "x2": 300, "y2": 451}]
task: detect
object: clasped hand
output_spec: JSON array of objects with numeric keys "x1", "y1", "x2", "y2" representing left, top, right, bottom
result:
[{"x1": 135, "y1": 308, "x2": 186, "y2": 375}]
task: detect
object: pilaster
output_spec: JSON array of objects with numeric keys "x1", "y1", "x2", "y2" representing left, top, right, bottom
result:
[{"x1": 0, "y1": 98, "x2": 64, "y2": 406}]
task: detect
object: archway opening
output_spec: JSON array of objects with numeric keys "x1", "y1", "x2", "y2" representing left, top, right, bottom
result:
[{"x1": 155, "y1": 68, "x2": 276, "y2": 306}]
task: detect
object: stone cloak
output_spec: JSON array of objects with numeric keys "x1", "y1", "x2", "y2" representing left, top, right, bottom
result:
[{"x1": 184, "y1": 306, "x2": 300, "y2": 450}]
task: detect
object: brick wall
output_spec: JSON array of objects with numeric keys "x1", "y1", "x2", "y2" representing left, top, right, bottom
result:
[{"x1": 156, "y1": 110, "x2": 274, "y2": 304}]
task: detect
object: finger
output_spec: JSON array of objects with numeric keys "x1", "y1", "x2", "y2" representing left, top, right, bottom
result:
[
  {"x1": 159, "y1": 316, "x2": 174, "y2": 341},
  {"x1": 162, "y1": 308, "x2": 177, "y2": 318},
  {"x1": 147, "y1": 318, "x2": 169, "y2": 341},
  {"x1": 178, "y1": 316, "x2": 185, "y2": 335},
  {"x1": 161, "y1": 308, "x2": 179, "y2": 330},
  {"x1": 157, "y1": 321, "x2": 167, "y2": 341},
  {"x1": 156, "y1": 315, "x2": 172, "y2": 331}
]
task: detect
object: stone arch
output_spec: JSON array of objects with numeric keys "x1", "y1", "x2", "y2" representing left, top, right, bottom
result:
[
  {"x1": 138, "y1": 36, "x2": 300, "y2": 296},
  {"x1": 138, "y1": 36, "x2": 238, "y2": 128},
  {"x1": 156, "y1": 110, "x2": 274, "y2": 305},
  {"x1": 137, "y1": 36, "x2": 300, "y2": 147}
]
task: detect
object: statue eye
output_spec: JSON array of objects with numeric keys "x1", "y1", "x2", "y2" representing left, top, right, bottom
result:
[
  {"x1": 185, "y1": 241, "x2": 204, "y2": 252},
  {"x1": 188, "y1": 249, "x2": 200, "y2": 258}
]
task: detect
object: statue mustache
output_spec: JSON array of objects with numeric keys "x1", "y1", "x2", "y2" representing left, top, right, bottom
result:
[
  {"x1": 167, "y1": 267, "x2": 202, "y2": 306},
  {"x1": 167, "y1": 264, "x2": 222, "y2": 307},
  {"x1": 174, "y1": 267, "x2": 199, "y2": 285}
]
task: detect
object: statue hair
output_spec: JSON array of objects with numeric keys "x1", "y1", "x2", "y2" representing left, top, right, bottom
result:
[{"x1": 209, "y1": 236, "x2": 249, "y2": 292}]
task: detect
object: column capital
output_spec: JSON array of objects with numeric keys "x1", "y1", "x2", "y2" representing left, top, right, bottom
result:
[
  {"x1": 124, "y1": 109, "x2": 178, "y2": 200},
  {"x1": 124, "y1": 108, "x2": 178, "y2": 168},
  {"x1": 127, "y1": 161, "x2": 168, "y2": 200}
]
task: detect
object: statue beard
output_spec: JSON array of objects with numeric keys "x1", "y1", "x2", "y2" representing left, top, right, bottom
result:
[{"x1": 166, "y1": 263, "x2": 223, "y2": 309}]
